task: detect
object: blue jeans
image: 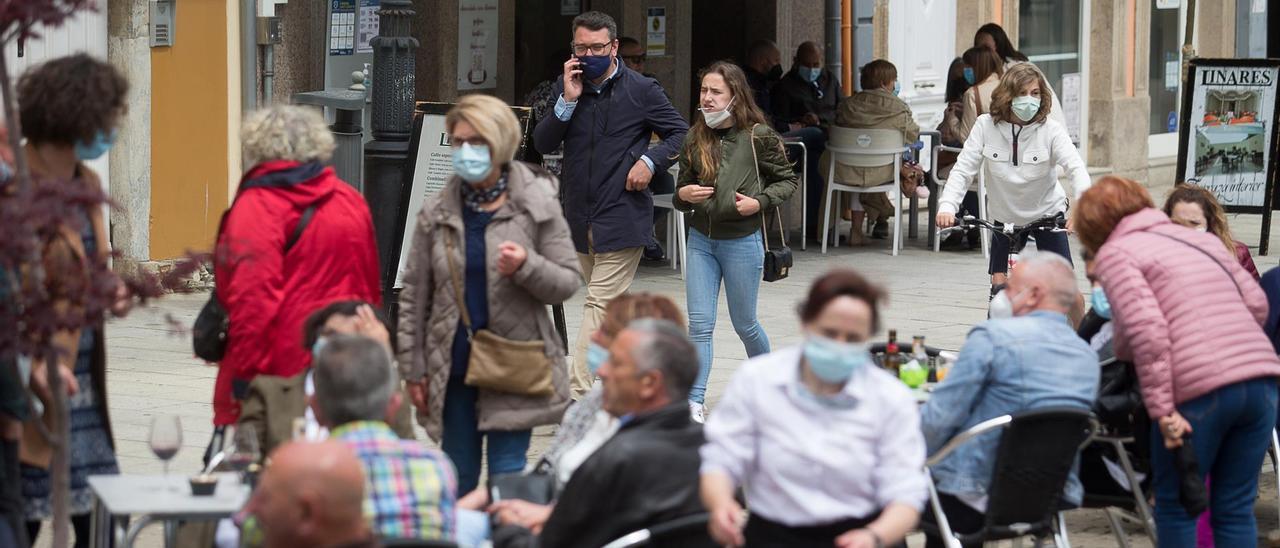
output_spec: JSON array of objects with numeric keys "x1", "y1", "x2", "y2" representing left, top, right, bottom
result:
[
  {"x1": 441, "y1": 377, "x2": 533, "y2": 494},
  {"x1": 1149, "y1": 377, "x2": 1278, "y2": 548},
  {"x1": 685, "y1": 229, "x2": 770, "y2": 404}
]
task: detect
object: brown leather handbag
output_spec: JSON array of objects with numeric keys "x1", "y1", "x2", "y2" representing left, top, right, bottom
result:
[{"x1": 444, "y1": 233, "x2": 554, "y2": 397}]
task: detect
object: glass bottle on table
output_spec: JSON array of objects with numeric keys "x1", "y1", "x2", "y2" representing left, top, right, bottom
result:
[{"x1": 883, "y1": 329, "x2": 901, "y2": 374}]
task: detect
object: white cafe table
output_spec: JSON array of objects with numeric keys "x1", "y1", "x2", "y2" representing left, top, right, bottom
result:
[{"x1": 88, "y1": 473, "x2": 249, "y2": 548}]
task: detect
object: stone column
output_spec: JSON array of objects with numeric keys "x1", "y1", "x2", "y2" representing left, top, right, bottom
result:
[
  {"x1": 107, "y1": 0, "x2": 152, "y2": 263},
  {"x1": 365, "y1": 0, "x2": 419, "y2": 293},
  {"x1": 1087, "y1": 0, "x2": 1150, "y2": 183}
]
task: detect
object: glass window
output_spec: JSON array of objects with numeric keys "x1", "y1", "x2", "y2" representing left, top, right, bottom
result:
[
  {"x1": 1018, "y1": 0, "x2": 1082, "y2": 96},
  {"x1": 1149, "y1": 1, "x2": 1182, "y2": 134}
]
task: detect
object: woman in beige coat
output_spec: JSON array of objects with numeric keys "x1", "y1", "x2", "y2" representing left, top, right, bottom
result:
[{"x1": 397, "y1": 95, "x2": 580, "y2": 493}]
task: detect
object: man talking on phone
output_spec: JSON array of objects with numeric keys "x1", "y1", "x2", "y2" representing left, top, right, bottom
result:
[{"x1": 533, "y1": 10, "x2": 688, "y2": 398}]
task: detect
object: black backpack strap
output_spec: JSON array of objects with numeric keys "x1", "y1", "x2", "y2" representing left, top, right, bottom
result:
[{"x1": 286, "y1": 204, "x2": 318, "y2": 252}]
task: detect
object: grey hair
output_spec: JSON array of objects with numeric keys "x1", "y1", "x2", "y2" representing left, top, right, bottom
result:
[
  {"x1": 312, "y1": 334, "x2": 398, "y2": 427},
  {"x1": 241, "y1": 104, "x2": 336, "y2": 169},
  {"x1": 1017, "y1": 251, "x2": 1079, "y2": 310},
  {"x1": 624, "y1": 318, "x2": 698, "y2": 402},
  {"x1": 572, "y1": 11, "x2": 617, "y2": 41}
]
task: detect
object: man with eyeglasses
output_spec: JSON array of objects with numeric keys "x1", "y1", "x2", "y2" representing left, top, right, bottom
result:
[{"x1": 534, "y1": 11, "x2": 688, "y2": 399}]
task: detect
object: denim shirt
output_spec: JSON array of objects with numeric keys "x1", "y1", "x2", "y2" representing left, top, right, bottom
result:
[{"x1": 920, "y1": 311, "x2": 1099, "y2": 505}]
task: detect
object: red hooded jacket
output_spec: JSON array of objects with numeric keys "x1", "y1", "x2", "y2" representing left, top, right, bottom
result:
[{"x1": 211, "y1": 161, "x2": 381, "y2": 425}]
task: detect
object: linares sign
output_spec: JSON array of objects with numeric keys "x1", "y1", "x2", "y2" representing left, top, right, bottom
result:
[{"x1": 1198, "y1": 68, "x2": 1275, "y2": 87}]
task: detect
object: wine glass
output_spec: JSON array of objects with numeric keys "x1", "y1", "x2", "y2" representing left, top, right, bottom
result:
[
  {"x1": 149, "y1": 415, "x2": 182, "y2": 476},
  {"x1": 227, "y1": 424, "x2": 261, "y2": 473}
]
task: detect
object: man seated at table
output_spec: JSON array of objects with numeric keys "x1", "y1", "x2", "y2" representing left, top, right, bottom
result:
[
  {"x1": 246, "y1": 440, "x2": 378, "y2": 548},
  {"x1": 918, "y1": 252, "x2": 1098, "y2": 547},
  {"x1": 488, "y1": 319, "x2": 707, "y2": 548},
  {"x1": 238, "y1": 300, "x2": 412, "y2": 455},
  {"x1": 311, "y1": 334, "x2": 469, "y2": 543},
  {"x1": 819, "y1": 59, "x2": 920, "y2": 245}
]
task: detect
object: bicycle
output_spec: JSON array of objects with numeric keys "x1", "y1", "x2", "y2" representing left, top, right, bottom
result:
[{"x1": 938, "y1": 212, "x2": 1069, "y2": 305}]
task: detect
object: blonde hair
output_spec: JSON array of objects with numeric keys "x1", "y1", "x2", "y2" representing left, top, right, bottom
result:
[
  {"x1": 241, "y1": 105, "x2": 336, "y2": 168},
  {"x1": 446, "y1": 94, "x2": 521, "y2": 165},
  {"x1": 989, "y1": 63, "x2": 1051, "y2": 125}
]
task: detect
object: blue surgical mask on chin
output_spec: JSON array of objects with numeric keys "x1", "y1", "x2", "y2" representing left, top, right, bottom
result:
[
  {"x1": 800, "y1": 66, "x2": 822, "y2": 84},
  {"x1": 452, "y1": 142, "x2": 492, "y2": 183},
  {"x1": 803, "y1": 335, "x2": 871, "y2": 384},
  {"x1": 586, "y1": 341, "x2": 609, "y2": 376},
  {"x1": 1091, "y1": 285, "x2": 1113, "y2": 320},
  {"x1": 892, "y1": 80, "x2": 901, "y2": 96},
  {"x1": 75, "y1": 129, "x2": 117, "y2": 161}
]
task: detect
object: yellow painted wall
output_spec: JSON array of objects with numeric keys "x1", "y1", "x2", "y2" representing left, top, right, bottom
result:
[{"x1": 150, "y1": 0, "x2": 239, "y2": 259}]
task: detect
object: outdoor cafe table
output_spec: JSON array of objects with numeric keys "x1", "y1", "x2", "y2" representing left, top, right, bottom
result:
[{"x1": 88, "y1": 473, "x2": 249, "y2": 548}]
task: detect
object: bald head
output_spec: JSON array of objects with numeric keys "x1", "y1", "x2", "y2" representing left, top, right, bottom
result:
[
  {"x1": 795, "y1": 41, "x2": 823, "y2": 70},
  {"x1": 249, "y1": 441, "x2": 369, "y2": 548},
  {"x1": 1007, "y1": 252, "x2": 1079, "y2": 315}
]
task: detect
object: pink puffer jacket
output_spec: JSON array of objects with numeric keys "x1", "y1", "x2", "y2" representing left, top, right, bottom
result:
[{"x1": 1095, "y1": 208, "x2": 1280, "y2": 419}]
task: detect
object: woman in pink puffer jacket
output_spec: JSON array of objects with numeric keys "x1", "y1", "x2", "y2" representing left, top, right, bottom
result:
[{"x1": 1074, "y1": 176, "x2": 1280, "y2": 547}]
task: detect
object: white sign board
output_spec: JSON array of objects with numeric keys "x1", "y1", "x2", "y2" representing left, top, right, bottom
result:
[
  {"x1": 1061, "y1": 72, "x2": 1081, "y2": 144},
  {"x1": 457, "y1": 0, "x2": 498, "y2": 90},
  {"x1": 395, "y1": 110, "x2": 453, "y2": 288},
  {"x1": 646, "y1": 7, "x2": 666, "y2": 57},
  {"x1": 1178, "y1": 62, "x2": 1278, "y2": 209},
  {"x1": 357, "y1": 0, "x2": 379, "y2": 54}
]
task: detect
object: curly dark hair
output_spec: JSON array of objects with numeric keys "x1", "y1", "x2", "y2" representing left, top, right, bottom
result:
[{"x1": 18, "y1": 53, "x2": 128, "y2": 146}]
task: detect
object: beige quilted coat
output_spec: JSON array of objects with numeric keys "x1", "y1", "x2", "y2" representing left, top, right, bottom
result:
[{"x1": 397, "y1": 161, "x2": 581, "y2": 441}]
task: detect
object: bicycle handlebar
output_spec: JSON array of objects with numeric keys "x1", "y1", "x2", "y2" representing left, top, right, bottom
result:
[{"x1": 938, "y1": 213, "x2": 1067, "y2": 239}]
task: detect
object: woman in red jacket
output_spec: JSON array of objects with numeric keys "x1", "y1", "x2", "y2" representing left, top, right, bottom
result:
[
  {"x1": 1074, "y1": 176, "x2": 1280, "y2": 547},
  {"x1": 211, "y1": 105, "x2": 381, "y2": 427}
]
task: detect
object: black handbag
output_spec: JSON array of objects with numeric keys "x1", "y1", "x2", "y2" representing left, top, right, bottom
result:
[
  {"x1": 488, "y1": 471, "x2": 556, "y2": 505},
  {"x1": 192, "y1": 204, "x2": 317, "y2": 362},
  {"x1": 762, "y1": 211, "x2": 792, "y2": 282},
  {"x1": 746, "y1": 124, "x2": 793, "y2": 282}
]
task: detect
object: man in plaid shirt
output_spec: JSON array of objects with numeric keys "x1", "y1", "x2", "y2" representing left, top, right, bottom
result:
[{"x1": 313, "y1": 334, "x2": 459, "y2": 541}]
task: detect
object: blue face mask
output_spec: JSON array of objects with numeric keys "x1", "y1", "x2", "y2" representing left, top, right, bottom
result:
[
  {"x1": 799, "y1": 66, "x2": 822, "y2": 84},
  {"x1": 75, "y1": 129, "x2": 117, "y2": 161},
  {"x1": 578, "y1": 54, "x2": 613, "y2": 81},
  {"x1": 586, "y1": 341, "x2": 609, "y2": 376},
  {"x1": 452, "y1": 142, "x2": 492, "y2": 183},
  {"x1": 1091, "y1": 285, "x2": 1112, "y2": 320},
  {"x1": 803, "y1": 335, "x2": 871, "y2": 384},
  {"x1": 963, "y1": 67, "x2": 976, "y2": 85},
  {"x1": 892, "y1": 80, "x2": 901, "y2": 96},
  {"x1": 1011, "y1": 96, "x2": 1042, "y2": 122},
  {"x1": 312, "y1": 336, "x2": 329, "y2": 358}
]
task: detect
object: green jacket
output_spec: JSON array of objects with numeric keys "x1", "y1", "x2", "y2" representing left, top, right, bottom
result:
[{"x1": 673, "y1": 124, "x2": 798, "y2": 240}]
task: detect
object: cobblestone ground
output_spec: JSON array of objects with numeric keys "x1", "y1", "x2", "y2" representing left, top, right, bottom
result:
[{"x1": 32, "y1": 211, "x2": 1280, "y2": 547}]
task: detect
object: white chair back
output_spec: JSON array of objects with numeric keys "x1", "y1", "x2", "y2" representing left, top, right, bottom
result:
[{"x1": 827, "y1": 127, "x2": 905, "y2": 169}]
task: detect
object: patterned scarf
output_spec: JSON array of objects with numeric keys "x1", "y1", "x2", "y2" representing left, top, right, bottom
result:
[{"x1": 460, "y1": 171, "x2": 509, "y2": 212}]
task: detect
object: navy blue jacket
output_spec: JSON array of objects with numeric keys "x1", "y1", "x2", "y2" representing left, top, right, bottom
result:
[
  {"x1": 533, "y1": 62, "x2": 689, "y2": 254},
  {"x1": 1262, "y1": 266, "x2": 1280, "y2": 352}
]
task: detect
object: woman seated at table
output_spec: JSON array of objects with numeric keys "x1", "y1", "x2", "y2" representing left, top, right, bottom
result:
[{"x1": 700, "y1": 269, "x2": 927, "y2": 546}]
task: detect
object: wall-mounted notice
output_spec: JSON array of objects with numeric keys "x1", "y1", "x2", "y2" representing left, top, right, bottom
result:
[
  {"x1": 357, "y1": 0, "x2": 379, "y2": 54},
  {"x1": 646, "y1": 7, "x2": 666, "y2": 57},
  {"x1": 329, "y1": 0, "x2": 356, "y2": 55},
  {"x1": 458, "y1": 0, "x2": 499, "y2": 90}
]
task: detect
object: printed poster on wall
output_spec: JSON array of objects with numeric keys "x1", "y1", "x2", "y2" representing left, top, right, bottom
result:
[
  {"x1": 329, "y1": 0, "x2": 356, "y2": 55},
  {"x1": 357, "y1": 0, "x2": 379, "y2": 54},
  {"x1": 646, "y1": 7, "x2": 666, "y2": 57},
  {"x1": 457, "y1": 0, "x2": 499, "y2": 90},
  {"x1": 1176, "y1": 58, "x2": 1280, "y2": 255}
]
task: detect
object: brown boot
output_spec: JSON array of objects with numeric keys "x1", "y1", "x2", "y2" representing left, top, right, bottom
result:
[{"x1": 848, "y1": 210, "x2": 868, "y2": 246}]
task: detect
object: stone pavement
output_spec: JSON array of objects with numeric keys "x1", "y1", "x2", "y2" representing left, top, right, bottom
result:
[{"x1": 32, "y1": 209, "x2": 1280, "y2": 547}]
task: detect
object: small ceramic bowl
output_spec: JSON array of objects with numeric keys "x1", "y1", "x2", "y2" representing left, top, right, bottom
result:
[{"x1": 189, "y1": 475, "x2": 218, "y2": 496}]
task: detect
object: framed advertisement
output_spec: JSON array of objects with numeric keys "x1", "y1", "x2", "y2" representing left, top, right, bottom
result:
[{"x1": 1175, "y1": 58, "x2": 1280, "y2": 255}]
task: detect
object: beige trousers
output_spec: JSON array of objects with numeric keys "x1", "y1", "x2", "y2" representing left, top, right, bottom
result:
[{"x1": 570, "y1": 232, "x2": 642, "y2": 397}]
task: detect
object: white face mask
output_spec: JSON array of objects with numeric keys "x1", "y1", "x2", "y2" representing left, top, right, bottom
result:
[
  {"x1": 1195, "y1": 226, "x2": 1208, "y2": 233},
  {"x1": 989, "y1": 288, "x2": 1026, "y2": 319},
  {"x1": 700, "y1": 99, "x2": 734, "y2": 129}
]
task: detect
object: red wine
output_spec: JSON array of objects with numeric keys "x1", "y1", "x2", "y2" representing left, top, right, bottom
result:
[
  {"x1": 152, "y1": 446, "x2": 179, "y2": 461},
  {"x1": 227, "y1": 453, "x2": 256, "y2": 471}
]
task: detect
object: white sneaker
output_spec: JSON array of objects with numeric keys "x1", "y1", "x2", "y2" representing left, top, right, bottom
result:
[{"x1": 689, "y1": 401, "x2": 705, "y2": 424}]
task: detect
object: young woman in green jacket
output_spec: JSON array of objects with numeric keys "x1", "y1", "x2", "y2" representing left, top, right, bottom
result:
[{"x1": 674, "y1": 61, "x2": 798, "y2": 421}]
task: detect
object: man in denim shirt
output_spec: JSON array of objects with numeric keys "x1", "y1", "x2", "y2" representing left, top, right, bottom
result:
[{"x1": 920, "y1": 253, "x2": 1098, "y2": 547}]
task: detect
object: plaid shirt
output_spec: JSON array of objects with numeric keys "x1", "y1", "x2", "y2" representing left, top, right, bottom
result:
[{"x1": 333, "y1": 421, "x2": 458, "y2": 540}]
